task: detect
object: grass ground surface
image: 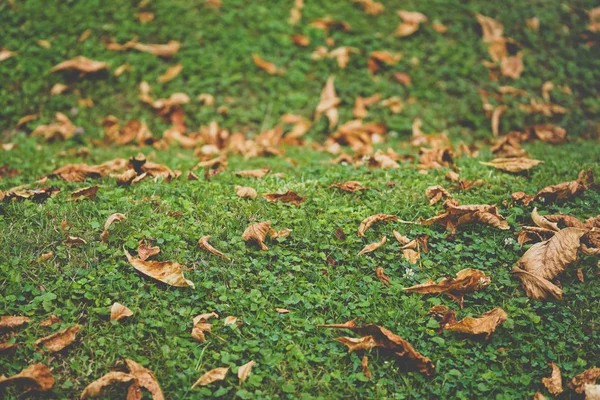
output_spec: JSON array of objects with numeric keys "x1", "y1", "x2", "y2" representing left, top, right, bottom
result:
[{"x1": 1, "y1": 0, "x2": 599, "y2": 399}]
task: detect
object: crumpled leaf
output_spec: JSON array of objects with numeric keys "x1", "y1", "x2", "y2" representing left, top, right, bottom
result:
[
  {"x1": 262, "y1": 191, "x2": 306, "y2": 206},
  {"x1": 49, "y1": 56, "x2": 109, "y2": 74},
  {"x1": 358, "y1": 214, "x2": 398, "y2": 237},
  {"x1": 475, "y1": 13, "x2": 504, "y2": 43},
  {"x1": 237, "y1": 361, "x2": 256, "y2": 384},
  {"x1": 315, "y1": 76, "x2": 340, "y2": 129},
  {"x1": 252, "y1": 54, "x2": 284, "y2": 75},
  {"x1": 0, "y1": 48, "x2": 16, "y2": 62},
  {"x1": 40, "y1": 315, "x2": 62, "y2": 327},
  {"x1": 191, "y1": 312, "x2": 218, "y2": 342},
  {"x1": 157, "y1": 64, "x2": 182, "y2": 83},
  {"x1": 31, "y1": 112, "x2": 76, "y2": 141},
  {"x1": 332, "y1": 181, "x2": 368, "y2": 193},
  {"x1": 198, "y1": 235, "x2": 230, "y2": 260},
  {"x1": 317, "y1": 318, "x2": 435, "y2": 376},
  {"x1": 368, "y1": 51, "x2": 400, "y2": 74},
  {"x1": 80, "y1": 371, "x2": 136, "y2": 399},
  {"x1": 443, "y1": 307, "x2": 507, "y2": 340},
  {"x1": 242, "y1": 221, "x2": 278, "y2": 250},
  {"x1": 71, "y1": 186, "x2": 98, "y2": 200},
  {"x1": 361, "y1": 356, "x2": 372, "y2": 380},
  {"x1": 353, "y1": 94, "x2": 381, "y2": 118},
  {"x1": 191, "y1": 367, "x2": 229, "y2": 388},
  {"x1": 425, "y1": 185, "x2": 451, "y2": 205},
  {"x1": 110, "y1": 303, "x2": 133, "y2": 321},
  {"x1": 418, "y1": 147, "x2": 453, "y2": 170},
  {"x1": 357, "y1": 236, "x2": 387, "y2": 256},
  {"x1": 100, "y1": 213, "x2": 126, "y2": 242},
  {"x1": 0, "y1": 186, "x2": 60, "y2": 202},
  {"x1": 327, "y1": 46, "x2": 358, "y2": 69},
  {"x1": 480, "y1": 157, "x2": 542, "y2": 173},
  {"x1": 531, "y1": 207, "x2": 560, "y2": 232},
  {"x1": 137, "y1": 241, "x2": 160, "y2": 261},
  {"x1": 405, "y1": 268, "x2": 491, "y2": 307},
  {"x1": 236, "y1": 168, "x2": 270, "y2": 178},
  {"x1": 0, "y1": 363, "x2": 54, "y2": 392},
  {"x1": 235, "y1": 186, "x2": 258, "y2": 199},
  {"x1": 124, "y1": 250, "x2": 194, "y2": 288},
  {"x1": 501, "y1": 52, "x2": 524, "y2": 79},
  {"x1": 124, "y1": 359, "x2": 164, "y2": 400},
  {"x1": 542, "y1": 363, "x2": 563, "y2": 396},
  {"x1": 568, "y1": 368, "x2": 600, "y2": 394},
  {"x1": 421, "y1": 200, "x2": 509, "y2": 235},
  {"x1": 510, "y1": 267, "x2": 563, "y2": 301},
  {"x1": 35, "y1": 325, "x2": 80, "y2": 352},
  {"x1": 535, "y1": 169, "x2": 595, "y2": 204},
  {"x1": 375, "y1": 267, "x2": 391, "y2": 286},
  {"x1": 0, "y1": 316, "x2": 30, "y2": 330},
  {"x1": 107, "y1": 38, "x2": 180, "y2": 57},
  {"x1": 351, "y1": 0, "x2": 384, "y2": 15},
  {"x1": 395, "y1": 10, "x2": 427, "y2": 37}
]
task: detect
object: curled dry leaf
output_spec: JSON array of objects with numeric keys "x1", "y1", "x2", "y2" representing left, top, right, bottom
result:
[
  {"x1": 568, "y1": 368, "x2": 600, "y2": 394},
  {"x1": 375, "y1": 267, "x2": 391, "y2": 286},
  {"x1": 252, "y1": 54, "x2": 284, "y2": 75},
  {"x1": 235, "y1": 186, "x2": 258, "y2": 199},
  {"x1": 137, "y1": 241, "x2": 160, "y2": 261},
  {"x1": 535, "y1": 169, "x2": 594, "y2": 204},
  {"x1": 542, "y1": 363, "x2": 563, "y2": 396},
  {"x1": 395, "y1": 10, "x2": 427, "y2": 37},
  {"x1": 34, "y1": 251, "x2": 54, "y2": 264},
  {"x1": 353, "y1": 94, "x2": 381, "y2": 118},
  {"x1": 361, "y1": 356, "x2": 372, "y2": 380},
  {"x1": 357, "y1": 236, "x2": 387, "y2": 256},
  {"x1": 531, "y1": 208, "x2": 559, "y2": 232},
  {"x1": 332, "y1": 181, "x2": 367, "y2": 193},
  {"x1": 108, "y1": 38, "x2": 180, "y2": 57},
  {"x1": 100, "y1": 213, "x2": 126, "y2": 243},
  {"x1": 31, "y1": 112, "x2": 76, "y2": 141},
  {"x1": 425, "y1": 185, "x2": 451, "y2": 206},
  {"x1": 328, "y1": 46, "x2": 358, "y2": 69},
  {"x1": 71, "y1": 186, "x2": 98, "y2": 200},
  {"x1": 124, "y1": 359, "x2": 164, "y2": 400},
  {"x1": 110, "y1": 303, "x2": 133, "y2": 321},
  {"x1": 124, "y1": 250, "x2": 194, "y2": 288},
  {"x1": 421, "y1": 200, "x2": 509, "y2": 235},
  {"x1": 242, "y1": 221, "x2": 278, "y2": 250},
  {"x1": 510, "y1": 267, "x2": 563, "y2": 301},
  {"x1": 35, "y1": 325, "x2": 80, "y2": 352},
  {"x1": 318, "y1": 318, "x2": 435, "y2": 376},
  {"x1": 238, "y1": 361, "x2": 256, "y2": 384},
  {"x1": 80, "y1": 371, "x2": 136, "y2": 399},
  {"x1": 224, "y1": 316, "x2": 237, "y2": 325},
  {"x1": 368, "y1": 51, "x2": 400, "y2": 74},
  {"x1": 0, "y1": 316, "x2": 30, "y2": 330},
  {"x1": 0, "y1": 48, "x2": 16, "y2": 62},
  {"x1": 405, "y1": 268, "x2": 491, "y2": 307},
  {"x1": 352, "y1": 0, "x2": 384, "y2": 15},
  {"x1": 191, "y1": 312, "x2": 218, "y2": 342},
  {"x1": 262, "y1": 191, "x2": 306, "y2": 206},
  {"x1": 358, "y1": 214, "x2": 398, "y2": 237},
  {"x1": 65, "y1": 236, "x2": 87, "y2": 247},
  {"x1": 198, "y1": 235, "x2": 230, "y2": 260},
  {"x1": 0, "y1": 363, "x2": 54, "y2": 392},
  {"x1": 50, "y1": 56, "x2": 109, "y2": 74},
  {"x1": 157, "y1": 63, "x2": 182, "y2": 83},
  {"x1": 40, "y1": 315, "x2": 62, "y2": 327},
  {"x1": 480, "y1": 157, "x2": 542, "y2": 173},
  {"x1": 236, "y1": 168, "x2": 270, "y2": 178},
  {"x1": 443, "y1": 308, "x2": 507, "y2": 340},
  {"x1": 315, "y1": 76, "x2": 340, "y2": 129},
  {"x1": 475, "y1": 13, "x2": 504, "y2": 43},
  {"x1": 191, "y1": 367, "x2": 229, "y2": 388}
]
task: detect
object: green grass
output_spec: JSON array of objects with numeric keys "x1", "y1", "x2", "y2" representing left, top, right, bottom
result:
[{"x1": 1, "y1": 0, "x2": 600, "y2": 399}]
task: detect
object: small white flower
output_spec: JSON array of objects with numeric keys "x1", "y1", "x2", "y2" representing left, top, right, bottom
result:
[
  {"x1": 403, "y1": 268, "x2": 415, "y2": 278},
  {"x1": 504, "y1": 237, "x2": 514, "y2": 246}
]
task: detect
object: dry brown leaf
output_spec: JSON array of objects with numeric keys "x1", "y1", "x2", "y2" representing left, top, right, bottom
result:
[
  {"x1": 16, "y1": 113, "x2": 40, "y2": 127},
  {"x1": 0, "y1": 316, "x2": 30, "y2": 330},
  {"x1": 530, "y1": 125, "x2": 567, "y2": 144},
  {"x1": 40, "y1": 315, "x2": 62, "y2": 327},
  {"x1": 318, "y1": 318, "x2": 435, "y2": 376},
  {"x1": 124, "y1": 359, "x2": 164, "y2": 400},
  {"x1": 425, "y1": 185, "x2": 451, "y2": 206},
  {"x1": 542, "y1": 363, "x2": 563, "y2": 396},
  {"x1": 224, "y1": 316, "x2": 238, "y2": 326},
  {"x1": 198, "y1": 235, "x2": 230, "y2": 260},
  {"x1": 191, "y1": 313, "x2": 218, "y2": 342},
  {"x1": 310, "y1": 18, "x2": 350, "y2": 33},
  {"x1": 65, "y1": 236, "x2": 87, "y2": 247},
  {"x1": 136, "y1": 11, "x2": 155, "y2": 23},
  {"x1": 421, "y1": 201, "x2": 509, "y2": 235},
  {"x1": 328, "y1": 46, "x2": 358, "y2": 69},
  {"x1": 1, "y1": 186, "x2": 60, "y2": 202},
  {"x1": 569, "y1": 368, "x2": 600, "y2": 394},
  {"x1": 289, "y1": 0, "x2": 303, "y2": 24},
  {"x1": 0, "y1": 48, "x2": 16, "y2": 62},
  {"x1": 531, "y1": 207, "x2": 559, "y2": 232},
  {"x1": 157, "y1": 64, "x2": 182, "y2": 83},
  {"x1": 368, "y1": 51, "x2": 401, "y2": 74},
  {"x1": 110, "y1": 303, "x2": 134, "y2": 321},
  {"x1": 137, "y1": 241, "x2": 160, "y2": 261},
  {"x1": 480, "y1": 157, "x2": 542, "y2": 173},
  {"x1": 71, "y1": 186, "x2": 98, "y2": 201},
  {"x1": 443, "y1": 308, "x2": 507, "y2": 340},
  {"x1": 358, "y1": 214, "x2": 398, "y2": 237},
  {"x1": 31, "y1": 112, "x2": 76, "y2": 141},
  {"x1": 475, "y1": 13, "x2": 504, "y2": 42},
  {"x1": 357, "y1": 236, "x2": 387, "y2": 256},
  {"x1": 331, "y1": 181, "x2": 368, "y2": 193},
  {"x1": 238, "y1": 361, "x2": 256, "y2": 384},
  {"x1": 50, "y1": 56, "x2": 109, "y2": 74},
  {"x1": 235, "y1": 186, "x2": 258, "y2": 199},
  {"x1": 100, "y1": 213, "x2": 126, "y2": 243},
  {"x1": 361, "y1": 356, "x2": 372, "y2": 380},
  {"x1": 276, "y1": 308, "x2": 290, "y2": 314},
  {"x1": 405, "y1": 268, "x2": 491, "y2": 307},
  {"x1": 353, "y1": 94, "x2": 381, "y2": 118},
  {"x1": 380, "y1": 97, "x2": 403, "y2": 113},
  {"x1": 291, "y1": 34, "x2": 310, "y2": 46},
  {"x1": 0, "y1": 364, "x2": 54, "y2": 392},
  {"x1": 242, "y1": 221, "x2": 276, "y2": 251},
  {"x1": 236, "y1": 168, "x2": 270, "y2": 178},
  {"x1": 80, "y1": 371, "x2": 136, "y2": 399},
  {"x1": 35, "y1": 325, "x2": 80, "y2": 352},
  {"x1": 501, "y1": 52, "x2": 524, "y2": 79},
  {"x1": 352, "y1": 0, "x2": 384, "y2": 15},
  {"x1": 252, "y1": 54, "x2": 283, "y2": 75},
  {"x1": 418, "y1": 147, "x2": 453, "y2": 170},
  {"x1": 109, "y1": 38, "x2": 180, "y2": 57},
  {"x1": 535, "y1": 170, "x2": 594, "y2": 203},
  {"x1": 395, "y1": 10, "x2": 427, "y2": 37},
  {"x1": 375, "y1": 267, "x2": 391, "y2": 286},
  {"x1": 510, "y1": 267, "x2": 563, "y2": 300},
  {"x1": 191, "y1": 367, "x2": 229, "y2": 388},
  {"x1": 124, "y1": 250, "x2": 194, "y2": 288},
  {"x1": 315, "y1": 76, "x2": 340, "y2": 129},
  {"x1": 262, "y1": 191, "x2": 306, "y2": 206}
]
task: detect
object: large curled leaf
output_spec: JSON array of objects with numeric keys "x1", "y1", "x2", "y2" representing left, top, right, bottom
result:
[
  {"x1": 405, "y1": 268, "x2": 490, "y2": 307},
  {"x1": 80, "y1": 371, "x2": 136, "y2": 399},
  {"x1": 358, "y1": 214, "x2": 397, "y2": 237},
  {"x1": 35, "y1": 325, "x2": 80, "y2": 352},
  {"x1": 0, "y1": 364, "x2": 54, "y2": 392},
  {"x1": 443, "y1": 308, "x2": 507, "y2": 340},
  {"x1": 542, "y1": 363, "x2": 563, "y2": 396},
  {"x1": 124, "y1": 250, "x2": 194, "y2": 288}
]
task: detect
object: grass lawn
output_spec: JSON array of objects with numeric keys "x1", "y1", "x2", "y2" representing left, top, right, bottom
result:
[{"x1": 1, "y1": 0, "x2": 599, "y2": 398}]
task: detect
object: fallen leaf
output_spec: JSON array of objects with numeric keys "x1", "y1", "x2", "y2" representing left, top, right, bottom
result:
[
  {"x1": 191, "y1": 313, "x2": 218, "y2": 342},
  {"x1": 353, "y1": 94, "x2": 381, "y2": 118},
  {"x1": 16, "y1": 113, "x2": 39, "y2": 127},
  {"x1": 358, "y1": 214, "x2": 398, "y2": 237},
  {"x1": 535, "y1": 170, "x2": 594, "y2": 203},
  {"x1": 40, "y1": 315, "x2": 62, "y2": 327},
  {"x1": 236, "y1": 168, "x2": 270, "y2": 178},
  {"x1": 443, "y1": 308, "x2": 507, "y2": 340},
  {"x1": 238, "y1": 361, "x2": 256, "y2": 384},
  {"x1": 425, "y1": 185, "x2": 451, "y2": 205},
  {"x1": 395, "y1": 10, "x2": 427, "y2": 37},
  {"x1": 289, "y1": 0, "x2": 303, "y2": 24},
  {"x1": 352, "y1": 0, "x2": 384, "y2": 15},
  {"x1": 242, "y1": 221, "x2": 276, "y2": 250},
  {"x1": 262, "y1": 191, "x2": 306, "y2": 206},
  {"x1": 31, "y1": 112, "x2": 76, "y2": 141},
  {"x1": 70, "y1": 186, "x2": 98, "y2": 201},
  {"x1": 510, "y1": 267, "x2": 563, "y2": 301},
  {"x1": 421, "y1": 200, "x2": 509, "y2": 235},
  {"x1": 276, "y1": 308, "x2": 290, "y2": 313},
  {"x1": 252, "y1": 54, "x2": 283, "y2": 75},
  {"x1": 315, "y1": 76, "x2": 340, "y2": 129},
  {"x1": 0, "y1": 316, "x2": 30, "y2": 330},
  {"x1": 198, "y1": 235, "x2": 230, "y2": 260},
  {"x1": 157, "y1": 64, "x2": 182, "y2": 83},
  {"x1": 332, "y1": 181, "x2": 368, "y2": 193},
  {"x1": 80, "y1": 371, "x2": 136, "y2": 399},
  {"x1": 100, "y1": 213, "x2": 127, "y2": 243},
  {"x1": 531, "y1": 207, "x2": 559, "y2": 232},
  {"x1": 475, "y1": 13, "x2": 504, "y2": 43},
  {"x1": 480, "y1": 157, "x2": 542, "y2": 173},
  {"x1": 291, "y1": 34, "x2": 310, "y2": 46},
  {"x1": 318, "y1": 318, "x2": 435, "y2": 376},
  {"x1": 501, "y1": 52, "x2": 524, "y2": 79},
  {"x1": 114, "y1": 64, "x2": 131, "y2": 77},
  {"x1": 124, "y1": 250, "x2": 195, "y2": 288},
  {"x1": 380, "y1": 97, "x2": 403, "y2": 113},
  {"x1": 361, "y1": 356, "x2": 372, "y2": 380},
  {"x1": 328, "y1": 46, "x2": 358, "y2": 69},
  {"x1": 375, "y1": 267, "x2": 391, "y2": 286},
  {"x1": 568, "y1": 368, "x2": 600, "y2": 394},
  {"x1": 191, "y1": 367, "x2": 229, "y2": 388},
  {"x1": 526, "y1": 17, "x2": 539, "y2": 32},
  {"x1": 108, "y1": 38, "x2": 180, "y2": 57},
  {"x1": 394, "y1": 72, "x2": 412, "y2": 85},
  {"x1": 35, "y1": 325, "x2": 80, "y2": 352},
  {"x1": 0, "y1": 364, "x2": 54, "y2": 392},
  {"x1": 368, "y1": 51, "x2": 400, "y2": 74},
  {"x1": 542, "y1": 363, "x2": 563, "y2": 396},
  {"x1": 124, "y1": 359, "x2": 164, "y2": 400},
  {"x1": 224, "y1": 316, "x2": 238, "y2": 325},
  {"x1": 0, "y1": 48, "x2": 16, "y2": 62},
  {"x1": 137, "y1": 241, "x2": 160, "y2": 261},
  {"x1": 110, "y1": 303, "x2": 134, "y2": 321},
  {"x1": 357, "y1": 236, "x2": 387, "y2": 256},
  {"x1": 65, "y1": 236, "x2": 87, "y2": 247},
  {"x1": 136, "y1": 11, "x2": 155, "y2": 23},
  {"x1": 49, "y1": 56, "x2": 109, "y2": 74},
  {"x1": 405, "y1": 268, "x2": 491, "y2": 307},
  {"x1": 78, "y1": 29, "x2": 92, "y2": 42},
  {"x1": 235, "y1": 186, "x2": 258, "y2": 199}
]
